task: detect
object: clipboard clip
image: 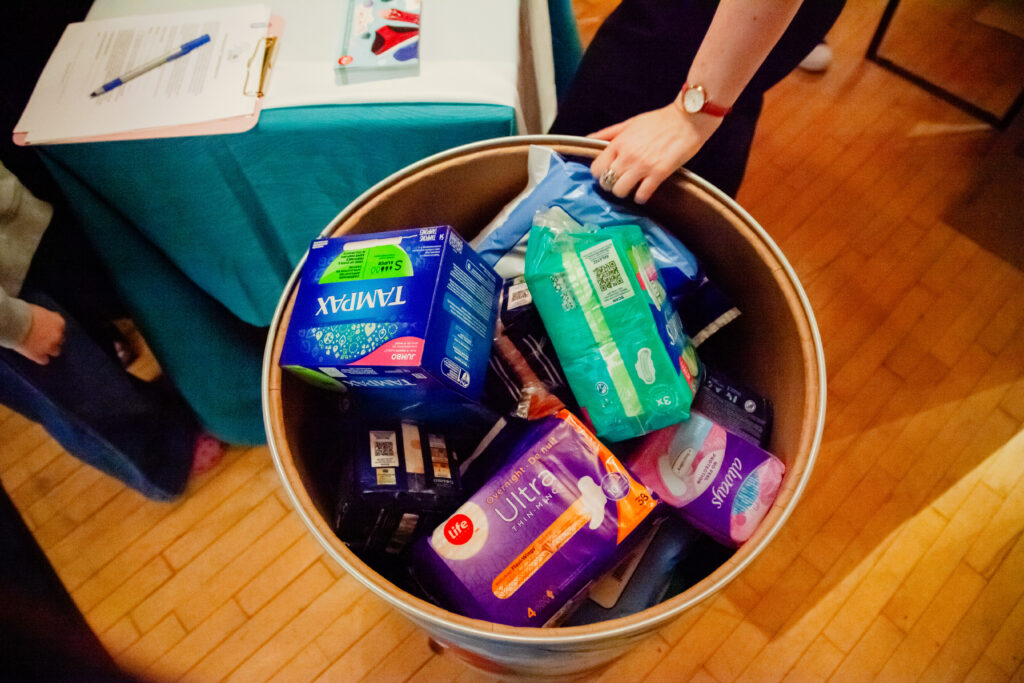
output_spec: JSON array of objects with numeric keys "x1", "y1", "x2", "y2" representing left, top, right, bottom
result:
[{"x1": 244, "y1": 35, "x2": 279, "y2": 98}]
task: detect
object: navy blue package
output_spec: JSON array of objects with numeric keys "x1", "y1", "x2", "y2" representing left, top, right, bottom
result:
[
  {"x1": 334, "y1": 420, "x2": 464, "y2": 558},
  {"x1": 692, "y1": 366, "x2": 774, "y2": 448},
  {"x1": 565, "y1": 515, "x2": 702, "y2": 625},
  {"x1": 483, "y1": 276, "x2": 579, "y2": 420}
]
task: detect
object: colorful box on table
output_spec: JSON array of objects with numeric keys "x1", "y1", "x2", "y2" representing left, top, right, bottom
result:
[
  {"x1": 336, "y1": 0, "x2": 421, "y2": 85},
  {"x1": 280, "y1": 226, "x2": 501, "y2": 406}
]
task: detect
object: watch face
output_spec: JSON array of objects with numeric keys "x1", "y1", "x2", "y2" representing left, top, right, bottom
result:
[{"x1": 683, "y1": 86, "x2": 705, "y2": 114}]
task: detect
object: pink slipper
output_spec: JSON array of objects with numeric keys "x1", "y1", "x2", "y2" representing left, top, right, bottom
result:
[{"x1": 191, "y1": 434, "x2": 226, "y2": 476}]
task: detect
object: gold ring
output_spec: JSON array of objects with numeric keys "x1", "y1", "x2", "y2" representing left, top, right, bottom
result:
[{"x1": 599, "y1": 168, "x2": 619, "y2": 191}]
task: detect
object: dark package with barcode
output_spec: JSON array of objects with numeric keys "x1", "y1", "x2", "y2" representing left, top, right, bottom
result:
[
  {"x1": 484, "y1": 276, "x2": 578, "y2": 420},
  {"x1": 334, "y1": 421, "x2": 464, "y2": 558},
  {"x1": 692, "y1": 366, "x2": 774, "y2": 448}
]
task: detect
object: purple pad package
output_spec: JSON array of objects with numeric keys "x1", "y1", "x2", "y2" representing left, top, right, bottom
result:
[
  {"x1": 410, "y1": 410, "x2": 659, "y2": 627},
  {"x1": 627, "y1": 412, "x2": 785, "y2": 547}
]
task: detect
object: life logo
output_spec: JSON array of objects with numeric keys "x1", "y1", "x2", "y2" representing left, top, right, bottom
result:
[
  {"x1": 444, "y1": 514, "x2": 474, "y2": 545},
  {"x1": 432, "y1": 502, "x2": 488, "y2": 560}
]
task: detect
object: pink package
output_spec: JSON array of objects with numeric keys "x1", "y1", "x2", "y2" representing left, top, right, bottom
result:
[{"x1": 627, "y1": 412, "x2": 784, "y2": 547}]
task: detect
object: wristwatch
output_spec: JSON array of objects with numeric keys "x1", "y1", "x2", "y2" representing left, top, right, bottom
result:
[{"x1": 680, "y1": 83, "x2": 732, "y2": 117}]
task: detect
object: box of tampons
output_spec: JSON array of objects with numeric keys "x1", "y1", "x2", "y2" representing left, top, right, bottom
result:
[{"x1": 280, "y1": 226, "x2": 500, "y2": 400}]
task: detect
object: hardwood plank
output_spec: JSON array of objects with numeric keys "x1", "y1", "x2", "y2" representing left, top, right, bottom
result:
[
  {"x1": 186, "y1": 561, "x2": 335, "y2": 681},
  {"x1": 131, "y1": 492, "x2": 286, "y2": 633},
  {"x1": 917, "y1": 533, "x2": 1024, "y2": 682},
  {"x1": 359, "y1": 628, "x2": 436, "y2": 683},
  {"x1": 984, "y1": 591, "x2": 1024, "y2": 676},
  {"x1": 313, "y1": 609, "x2": 417, "y2": 682},
  {"x1": 828, "y1": 614, "x2": 905, "y2": 682},
  {"x1": 175, "y1": 507, "x2": 309, "y2": 631},
  {"x1": 882, "y1": 481, "x2": 1002, "y2": 630},
  {"x1": 783, "y1": 633, "x2": 845, "y2": 682},
  {"x1": 234, "y1": 532, "x2": 325, "y2": 617},
  {"x1": 593, "y1": 632, "x2": 671, "y2": 683},
  {"x1": 876, "y1": 560, "x2": 989, "y2": 681},
  {"x1": 146, "y1": 599, "x2": 249, "y2": 680},
  {"x1": 226, "y1": 569, "x2": 363, "y2": 682}
]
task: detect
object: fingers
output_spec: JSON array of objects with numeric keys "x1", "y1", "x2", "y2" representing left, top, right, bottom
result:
[
  {"x1": 587, "y1": 120, "x2": 628, "y2": 141},
  {"x1": 634, "y1": 168, "x2": 673, "y2": 205},
  {"x1": 591, "y1": 149, "x2": 653, "y2": 203},
  {"x1": 20, "y1": 306, "x2": 66, "y2": 365}
]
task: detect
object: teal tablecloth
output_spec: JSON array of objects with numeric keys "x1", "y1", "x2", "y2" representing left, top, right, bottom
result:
[
  {"x1": 37, "y1": 0, "x2": 581, "y2": 444},
  {"x1": 42, "y1": 103, "x2": 518, "y2": 443}
]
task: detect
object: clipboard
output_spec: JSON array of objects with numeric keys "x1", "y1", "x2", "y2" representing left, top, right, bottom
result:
[{"x1": 13, "y1": 14, "x2": 284, "y2": 146}]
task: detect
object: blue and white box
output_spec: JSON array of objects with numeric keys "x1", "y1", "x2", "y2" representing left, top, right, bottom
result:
[{"x1": 280, "y1": 226, "x2": 500, "y2": 402}]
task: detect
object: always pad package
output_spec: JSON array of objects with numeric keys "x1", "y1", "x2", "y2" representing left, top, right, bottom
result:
[{"x1": 525, "y1": 208, "x2": 702, "y2": 442}]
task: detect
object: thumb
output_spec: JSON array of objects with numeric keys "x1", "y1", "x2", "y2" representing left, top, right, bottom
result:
[{"x1": 16, "y1": 345, "x2": 50, "y2": 365}]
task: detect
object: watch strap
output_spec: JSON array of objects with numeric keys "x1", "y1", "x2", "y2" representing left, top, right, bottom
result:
[{"x1": 681, "y1": 83, "x2": 732, "y2": 117}]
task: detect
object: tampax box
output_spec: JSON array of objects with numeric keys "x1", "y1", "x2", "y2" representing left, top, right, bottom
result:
[{"x1": 280, "y1": 226, "x2": 501, "y2": 401}]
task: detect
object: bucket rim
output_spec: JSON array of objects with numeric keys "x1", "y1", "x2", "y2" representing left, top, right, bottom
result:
[{"x1": 261, "y1": 134, "x2": 827, "y2": 645}]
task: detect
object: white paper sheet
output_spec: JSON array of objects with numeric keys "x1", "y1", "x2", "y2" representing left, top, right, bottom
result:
[{"x1": 15, "y1": 4, "x2": 270, "y2": 144}]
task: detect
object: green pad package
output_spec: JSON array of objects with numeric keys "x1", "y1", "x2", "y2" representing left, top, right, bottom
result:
[{"x1": 525, "y1": 208, "x2": 702, "y2": 441}]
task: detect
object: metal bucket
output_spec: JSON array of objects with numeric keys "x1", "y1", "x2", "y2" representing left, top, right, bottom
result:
[{"x1": 262, "y1": 136, "x2": 826, "y2": 679}]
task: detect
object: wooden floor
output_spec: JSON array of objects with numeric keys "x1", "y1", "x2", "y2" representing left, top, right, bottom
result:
[{"x1": 2, "y1": 0, "x2": 1024, "y2": 680}]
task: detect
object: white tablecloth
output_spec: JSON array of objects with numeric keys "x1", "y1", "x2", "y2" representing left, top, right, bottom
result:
[{"x1": 87, "y1": 0, "x2": 557, "y2": 132}]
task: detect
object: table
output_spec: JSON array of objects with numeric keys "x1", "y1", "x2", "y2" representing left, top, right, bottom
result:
[{"x1": 39, "y1": 1, "x2": 579, "y2": 444}]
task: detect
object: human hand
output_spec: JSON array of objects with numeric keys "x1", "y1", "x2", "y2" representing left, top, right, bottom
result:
[
  {"x1": 15, "y1": 304, "x2": 66, "y2": 365},
  {"x1": 588, "y1": 101, "x2": 723, "y2": 204}
]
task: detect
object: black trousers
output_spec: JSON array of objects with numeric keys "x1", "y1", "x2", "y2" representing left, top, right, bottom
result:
[{"x1": 550, "y1": 0, "x2": 847, "y2": 197}]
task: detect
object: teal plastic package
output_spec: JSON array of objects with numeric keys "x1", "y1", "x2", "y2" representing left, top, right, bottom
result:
[{"x1": 524, "y1": 208, "x2": 702, "y2": 442}]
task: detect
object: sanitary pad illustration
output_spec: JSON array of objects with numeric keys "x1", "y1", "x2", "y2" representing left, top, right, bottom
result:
[
  {"x1": 524, "y1": 207, "x2": 702, "y2": 442},
  {"x1": 410, "y1": 410, "x2": 659, "y2": 627},
  {"x1": 627, "y1": 412, "x2": 785, "y2": 547},
  {"x1": 280, "y1": 226, "x2": 500, "y2": 403}
]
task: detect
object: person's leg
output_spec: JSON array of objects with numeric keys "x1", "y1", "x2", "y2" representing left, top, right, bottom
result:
[
  {"x1": 550, "y1": 0, "x2": 715, "y2": 137},
  {"x1": 0, "y1": 289, "x2": 197, "y2": 501},
  {"x1": 742, "y1": 1, "x2": 846, "y2": 97}
]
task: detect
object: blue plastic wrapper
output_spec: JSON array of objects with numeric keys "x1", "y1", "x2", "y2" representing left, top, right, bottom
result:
[{"x1": 470, "y1": 146, "x2": 739, "y2": 345}]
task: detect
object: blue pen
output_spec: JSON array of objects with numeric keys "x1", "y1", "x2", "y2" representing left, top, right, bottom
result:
[{"x1": 91, "y1": 33, "x2": 211, "y2": 97}]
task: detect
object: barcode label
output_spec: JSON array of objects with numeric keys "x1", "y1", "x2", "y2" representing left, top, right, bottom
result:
[
  {"x1": 401, "y1": 422, "x2": 425, "y2": 474},
  {"x1": 428, "y1": 434, "x2": 451, "y2": 479},
  {"x1": 581, "y1": 241, "x2": 633, "y2": 308},
  {"x1": 369, "y1": 431, "x2": 399, "y2": 467},
  {"x1": 375, "y1": 467, "x2": 397, "y2": 486},
  {"x1": 506, "y1": 281, "x2": 533, "y2": 310},
  {"x1": 385, "y1": 513, "x2": 420, "y2": 554}
]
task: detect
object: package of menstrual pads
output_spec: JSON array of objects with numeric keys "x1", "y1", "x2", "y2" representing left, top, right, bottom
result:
[
  {"x1": 279, "y1": 226, "x2": 500, "y2": 402},
  {"x1": 470, "y1": 146, "x2": 740, "y2": 346},
  {"x1": 627, "y1": 412, "x2": 785, "y2": 547},
  {"x1": 410, "y1": 410, "x2": 659, "y2": 627},
  {"x1": 524, "y1": 208, "x2": 702, "y2": 442}
]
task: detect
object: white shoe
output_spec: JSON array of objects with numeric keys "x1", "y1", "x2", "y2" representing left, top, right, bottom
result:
[{"x1": 799, "y1": 43, "x2": 833, "y2": 72}]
